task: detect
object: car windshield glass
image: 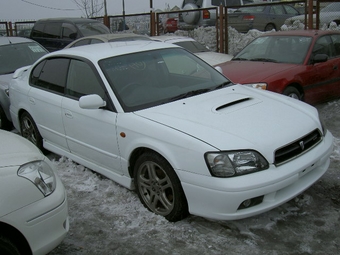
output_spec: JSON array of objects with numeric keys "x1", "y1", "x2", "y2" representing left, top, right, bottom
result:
[
  {"x1": 76, "y1": 22, "x2": 110, "y2": 36},
  {"x1": 233, "y1": 35, "x2": 312, "y2": 64},
  {"x1": 236, "y1": 6, "x2": 265, "y2": 13},
  {"x1": 321, "y1": 2, "x2": 340, "y2": 12},
  {"x1": 99, "y1": 48, "x2": 230, "y2": 112},
  {"x1": 0, "y1": 42, "x2": 47, "y2": 75},
  {"x1": 174, "y1": 41, "x2": 209, "y2": 53}
]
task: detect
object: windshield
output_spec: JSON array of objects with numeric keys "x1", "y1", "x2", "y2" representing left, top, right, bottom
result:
[
  {"x1": 0, "y1": 42, "x2": 47, "y2": 75},
  {"x1": 76, "y1": 22, "x2": 110, "y2": 36},
  {"x1": 99, "y1": 48, "x2": 230, "y2": 112},
  {"x1": 174, "y1": 41, "x2": 209, "y2": 53},
  {"x1": 233, "y1": 35, "x2": 312, "y2": 64}
]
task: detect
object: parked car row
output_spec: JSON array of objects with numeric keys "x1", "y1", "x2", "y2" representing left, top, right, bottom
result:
[
  {"x1": 6, "y1": 37, "x2": 334, "y2": 225},
  {"x1": 1, "y1": 14, "x2": 339, "y2": 254}
]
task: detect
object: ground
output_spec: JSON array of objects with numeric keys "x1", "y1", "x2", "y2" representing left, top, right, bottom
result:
[{"x1": 47, "y1": 99, "x2": 340, "y2": 255}]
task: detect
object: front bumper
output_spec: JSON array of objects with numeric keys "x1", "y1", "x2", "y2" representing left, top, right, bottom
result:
[
  {"x1": 178, "y1": 130, "x2": 334, "y2": 220},
  {"x1": 2, "y1": 176, "x2": 69, "y2": 255}
]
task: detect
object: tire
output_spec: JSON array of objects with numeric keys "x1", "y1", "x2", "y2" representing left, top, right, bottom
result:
[
  {"x1": 0, "y1": 236, "x2": 20, "y2": 255},
  {"x1": 20, "y1": 112, "x2": 44, "y2": 151},
  {"x1": 264, "y1": 23, "x2": 276, "y2": 31},
  {"x1": 134, "y1": 152, "x2": 188, "y2": 222},
  {"x1": 0, "y1": 106, "x2": 12, "y2": 131},
  {"x1": 283, "y1": 86, "x2": 301, "y2": 100},
  {"x1": 182, "y1": 3, "x2": 200, "y2": 25}
]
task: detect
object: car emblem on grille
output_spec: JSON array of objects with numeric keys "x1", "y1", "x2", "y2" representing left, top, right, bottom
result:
[{"x1": 299, "y1": 141, "x2": 305, "y2": 150}]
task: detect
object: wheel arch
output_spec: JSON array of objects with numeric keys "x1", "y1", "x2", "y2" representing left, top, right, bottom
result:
[
  {"x1": 0, "y1": 222, "x2": 32, "y2": 255},
  {"x1": 283, "y1": 83, "x2": 305, "y2": 101}
]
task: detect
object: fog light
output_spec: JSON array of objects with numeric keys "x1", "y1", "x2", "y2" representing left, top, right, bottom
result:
[
  {"x1": 238, "y1": 196, "x2": 264, "y2": 210},
  {"x1": 242, "y1": 199, "x2": 252, "y2": 208}
]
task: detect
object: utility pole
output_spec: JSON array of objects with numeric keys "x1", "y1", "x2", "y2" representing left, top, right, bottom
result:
[{"x1": 122, "y1": 0, "x2": 126, "y2": 30}]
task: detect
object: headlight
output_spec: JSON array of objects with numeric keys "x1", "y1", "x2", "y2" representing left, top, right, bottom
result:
[
  {"x1": 244, "y1": 83, "x2": 267, "y2": 90},
  {"x1": 18, "y1": 160, "x2": 56, "y2": 196},
  {"x1": 205, "y1": 150, "x2": 269, "y2": 177}
]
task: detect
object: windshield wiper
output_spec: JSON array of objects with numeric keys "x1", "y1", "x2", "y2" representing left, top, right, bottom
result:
[
  {"x1": 250, "y1": 58, "x2": 277, "y2": 63},
  {"x1": 169, "y1": 89, "x2": 211, "y2": 102},
  {"x1": 232, "y1": 57, "x2": 248, "y2": 61},
  {"x1": 211, "y1": 81, "x2": 233, "y2": 90}
]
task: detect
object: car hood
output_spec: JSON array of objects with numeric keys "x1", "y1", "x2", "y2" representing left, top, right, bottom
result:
[
  {"x1": 0, "y1": 131, "x2": 44, "y2": 167},
  {"x1": 195, "y1": 52, "x2": 233, "y2": 66},
  {"x1": 135, "y1": 85, "x2": 319, "y2": 163},
  {"x1": 219, "y1": 61, "x2": 297, "y2": 84}
]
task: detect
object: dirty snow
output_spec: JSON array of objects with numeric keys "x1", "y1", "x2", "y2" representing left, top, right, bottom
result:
[{"x1": 45, "y1": 24, "x2": 340, "y2": 254}]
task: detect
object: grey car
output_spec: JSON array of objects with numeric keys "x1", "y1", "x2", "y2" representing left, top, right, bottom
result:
[
  {"x1": 0, "y1": 37, "x2": 47, "y2": 130},
  {"x1": 228, "y1": 4, "x2": 301, "y2": 32}
]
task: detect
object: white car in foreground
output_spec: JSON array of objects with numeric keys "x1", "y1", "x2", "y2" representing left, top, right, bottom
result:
[
  {"x1": 151, "y1": 35, "x2": 233, "y2": 66},
  {"x1": 0, "y1": 130, "x2": 69, "y2": 254},
  {"x1": 9, "y1": 41, "x2": 333, "y2": 222}
]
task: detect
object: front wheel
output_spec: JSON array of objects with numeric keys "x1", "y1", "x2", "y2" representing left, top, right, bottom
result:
[
  {"x1": 283, "y1": 86, "x2": 301, "y2": 100},
  {"x1": 134, "y1": 152, "x2": 188, "y2": 222},
  {"x1": 0, "y1": 106, "x2": 12, "y2": 130},
  {"x1": 20, "y1": 112, "x2": 44, "y2": 151},
  {"x1": 264, "y1": 23, "x2": 276, "y2": 31}
]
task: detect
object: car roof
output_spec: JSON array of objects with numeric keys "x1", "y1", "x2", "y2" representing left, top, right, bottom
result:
[
  {"x1": 49, "y1": 40, "x2": 180, "y2": 62},
  {"x1": 259, "y1": 29, "x2": 340, "y2": 37},
  {"x1": 76, "y1": 33, "x2": 151, "y2": 41},
  {"x1": 0, "y1": 36, "x2": 36, "y2": 46},
  {"x1": 151, "y1": 35, "x2": 195, "y2": 44},
  {"x1": 35, "y1": 17, "x2": 101, "y2": 23}
]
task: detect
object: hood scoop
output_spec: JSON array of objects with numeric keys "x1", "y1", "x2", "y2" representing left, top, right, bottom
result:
[{"x1": 215, "y1": 97, "x2": 252, "y2": 111}]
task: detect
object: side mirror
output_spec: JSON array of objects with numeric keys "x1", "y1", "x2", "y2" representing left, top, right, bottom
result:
[
  {"x1": 312, "y1": 54, "x2": 328, "y2": 64},
  {"x1": 79, "y1": 94, "x2": 106, "y2": 109}
]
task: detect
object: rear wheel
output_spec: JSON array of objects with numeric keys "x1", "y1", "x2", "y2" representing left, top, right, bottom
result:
[
  {"x1": 20, "y1": 112, "x2": 44, "y2": 151},
  {"x1": 0, "y1": 236, "x2": 20, "y2": 255},
  {"x1": 283, "y1": 86, "x2": 301, "y2": 100},
  {"x1": 134, "y1": 152, "x2": 188, "y2": 222},
  {"x1": 264, "y1": 23, "x2": 276, "y2": 31}
]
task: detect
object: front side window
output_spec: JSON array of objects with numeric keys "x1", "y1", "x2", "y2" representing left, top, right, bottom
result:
[
  {"x1": 66, "y1": 59, "x2": 105, "y2": 99},
  {"x1": 30, "y1": 58, "x2": 69, "y2": 94},
  {"x1": 76, "y1": 22, "x2": 110, "y2": 36},
  {"x1": 99, "y1": 48, "x2": 229, "y2": 112}
]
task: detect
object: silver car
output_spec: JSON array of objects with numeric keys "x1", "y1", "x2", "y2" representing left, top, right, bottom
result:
[{"x1": 0, "y1": 37, "x2": 47, "y2": 130}]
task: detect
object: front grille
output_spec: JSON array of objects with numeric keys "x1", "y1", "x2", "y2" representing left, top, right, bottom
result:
[{"x1": 274, "y1": 129, "x2": 322, "y2": 165}]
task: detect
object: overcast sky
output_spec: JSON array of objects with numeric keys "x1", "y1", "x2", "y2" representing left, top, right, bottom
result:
[{"x1": 0, "y1": 0, "x2": 182, "y2": 21}]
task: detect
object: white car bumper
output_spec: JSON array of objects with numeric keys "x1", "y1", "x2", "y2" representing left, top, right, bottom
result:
[
  {"x1": 2, "y1": 176, "x2": 69, "y2": 255},
  {"x1": 179, "y1": 130, "x2": 334, "y2": 220}
]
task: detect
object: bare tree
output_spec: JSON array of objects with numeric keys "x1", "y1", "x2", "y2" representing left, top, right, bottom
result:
[{"x1": 72, "y1": 0, "x2": 104, "y2": 18}]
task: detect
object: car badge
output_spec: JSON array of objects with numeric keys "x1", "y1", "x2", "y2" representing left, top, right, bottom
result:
[{"x1": 299, "y1": 141, "x2": 305, "y2": 150}]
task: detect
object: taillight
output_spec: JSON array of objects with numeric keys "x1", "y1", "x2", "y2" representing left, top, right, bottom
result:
[
  {"x1": 243, "y1": 15, "x2": 255, "y2": 21},
  {"x1": 203, "y1": 10, "x2": 210, "y2": 19}
]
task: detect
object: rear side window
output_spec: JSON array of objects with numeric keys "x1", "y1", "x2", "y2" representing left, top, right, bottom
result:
[
  {"x1": 43, "y1": 22, "x2": 61, "y2": 38},
  {"x1": 30, "y1": 58, "x2": 69, "y2": 94}
]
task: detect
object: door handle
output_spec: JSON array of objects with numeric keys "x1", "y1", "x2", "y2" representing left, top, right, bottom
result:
[{"x1": 64, "y1": 110, "x2": 73, "y2": 119}]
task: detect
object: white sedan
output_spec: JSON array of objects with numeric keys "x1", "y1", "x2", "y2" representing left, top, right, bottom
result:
[
  {"x1": 9, "y1": 41, "x2": 333, "y2": 222},
  {"x1": 0, "y1": 130, "x2": 69, "y2": 254},
  {"x1": 151, "y1": 35, "x2": 233, "y2": 66}
]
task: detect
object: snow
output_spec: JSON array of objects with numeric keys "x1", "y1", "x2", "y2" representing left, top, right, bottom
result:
[{"x1": 45, "y1": 23, "x2": 340, "y2": 254}]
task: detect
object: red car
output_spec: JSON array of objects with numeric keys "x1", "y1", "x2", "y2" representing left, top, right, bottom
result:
[{"x1": 218, "y1": 30, "x2": 340, "y2": 105}]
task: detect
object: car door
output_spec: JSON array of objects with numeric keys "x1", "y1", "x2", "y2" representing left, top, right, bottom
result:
[
  {"x1": 305, "y1": 35, "x2": 340, "y2": 103},
  {"x1": 28, "y1": 58, "x2": 68, "y2": 150},
  {"x1": 61, "y1": 59, "x2": 122, "y2": 174}
]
